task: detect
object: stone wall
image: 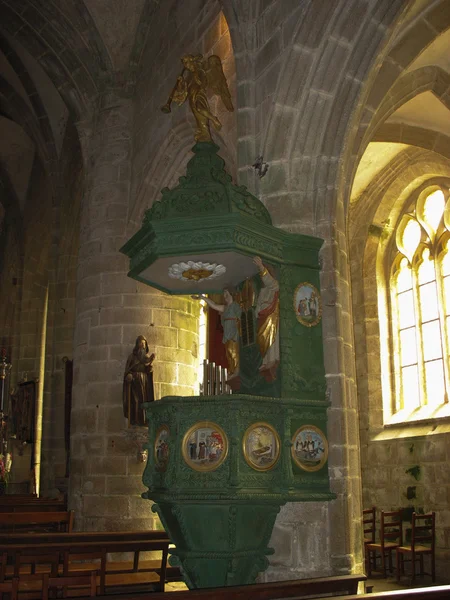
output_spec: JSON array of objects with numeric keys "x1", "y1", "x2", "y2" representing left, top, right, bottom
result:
[
  {"x1": 350, "y1": 151, "x2": 450, "y2": 579},
  {"x1": 13, "y1": 161, "x2": 53, "y2": 494},
  {"x1": 70, "y1": 93, "x2": 201, "y2": 531},
  {"x1": 40, "y1": 120, "x2": 83, "y2": 496},
  {"x1": 0, "y1": 169, "x2": 22, "y2": 362}
]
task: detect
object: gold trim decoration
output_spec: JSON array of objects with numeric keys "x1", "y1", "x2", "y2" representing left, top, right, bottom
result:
[
  {"x1": 293, "y1": 282, "x2": 322, "y2": 327},
  {"x1": 154, "y1": 425, "x2": 170, "y2": 471},
  {"x1": 242, "y1": 422, "x2": 280, "y2": 472},
  {"x1": 168, "y1": 261, "x2": 226, "y2": 282},
  {"x1": 291, "y1": 425, "x2": 328, "y2": 472},
  {"x1": 182, "y1": 421, "x2": 228, "y2": 472},
  {"x1": 182, "y1": 267, "x2": 214, "y2": 281}
]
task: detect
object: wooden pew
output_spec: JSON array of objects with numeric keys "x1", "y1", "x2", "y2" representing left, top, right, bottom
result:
[
  {"x1": 0, "y1": 529, "x2": 169, "y2": 545},
  {"x1": 0, "y1": 494, "x2": 37, "y2": 499},
  {"x1": 12, "y1": 570, "x2": 97, "y2": 600},
  {"x1": 42, "y1": 572, "x2": 97, "y2": 600},
  {"x1": 4, "y1": 538, "x2": 170, "y2": 594},
  {"x1": 0, "y1": 511, "x2": 74, "y2": 533},
  {"x1": 93, "y1": 581, "x2": 450, "y2": 600},
  {"x1": 0, "y1": 530, "x2": 181, "y2": 585},
  {"x1": 0, "y1": 577, "x2": 19, "y2": 600},
  {"x1": 106, "y1": 574, "x2": 366, "y2": 599},
  {"x1": 0, "y1": 500, "x2": 66, "y2": 513}
]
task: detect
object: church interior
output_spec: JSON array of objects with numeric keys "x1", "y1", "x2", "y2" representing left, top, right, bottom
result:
[{"x1": 1, "y1": 0, "x2": 450, "y2": 596}]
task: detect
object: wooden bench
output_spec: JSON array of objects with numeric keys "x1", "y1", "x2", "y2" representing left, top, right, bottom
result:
[
  {"x1": 43, "y1": 572, "x2": 97, "y2": 600},
  {"x1": 0, "y1": 577, "x2": 18, "y2": 600},
  {"x1": 0, "y1": 529, "x2": 169, "y2": 545},
  {"x1": 0, "y1": 500, "x2": 66, "y2": 513},
  {"x1": 93, "y1": 580, "x2": 450, "y2": 600},
  {"x1": 123, "y1": 574, "x2": 367, "y2": 599},
  {"x1": 3, "y1": 538, "x2": 170, "y2": 594},
  {"x1": 0, "y1": 530, "x2": 181, "y2": 585},
  {"x1": 0, "y1": 511, "x2": 74, "y2": 533},
  {"x1": 12, "y1": 570, "x2": 97, "y2": 600}
]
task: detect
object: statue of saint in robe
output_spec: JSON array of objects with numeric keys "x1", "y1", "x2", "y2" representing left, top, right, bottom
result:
[{"x1": 123, "y1": 336, "x2": 155, "y2": 426}]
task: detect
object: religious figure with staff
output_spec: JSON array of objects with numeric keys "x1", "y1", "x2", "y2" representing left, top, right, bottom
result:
[{"x1": 161, "y1": 54, "x2": 234, "y2": 142}]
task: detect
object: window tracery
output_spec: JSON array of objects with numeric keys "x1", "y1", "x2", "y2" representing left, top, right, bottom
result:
[{"x1": 389, "y1": 186, "x2": 450, "y2": 420}]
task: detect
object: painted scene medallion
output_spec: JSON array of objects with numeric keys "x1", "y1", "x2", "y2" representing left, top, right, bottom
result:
[
  {"x1": 294, "y1": 282, "x2": 322, "y2": 327},
  {"x1": 291, "y1": 425, "x2": 328, "y2": 472},
  {"x1": 154, "y1": 425, "x2": 170, "y2": 471},
  {"x1": 243, "y1": 422, "x2": 280, "y2": 472},
  {"x1": 182, "y1": 421, "x2": 228, "y2": 472}
]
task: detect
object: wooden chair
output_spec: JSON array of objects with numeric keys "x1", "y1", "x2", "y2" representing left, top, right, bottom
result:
[
  {"x1": 396, "y1": 511, "x2": 435, "y2": 582},
  {"x1": 363, "y1": 507, "x2": 376, "y2": 544},
  {"x1": 365, "y1": 510, "x2": 403, "y2": 577},
  {"x1": 363, "y1": 506, "x2": 376, "y2": 573}
]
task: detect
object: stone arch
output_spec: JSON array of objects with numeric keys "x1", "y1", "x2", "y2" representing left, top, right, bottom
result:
[
  {"x1": 0, "y1": 0, "x2": 114, "y2": 118},
  {"x1": 362, "y1": 66, "x2": 450, "y2": 150},
  {"x1": 349, "y1": 152, "x2": 450, "y2": 515},
  {"x1": 342, "y1": 4, "x2": 450, "y2": 217},
  {"x1": 373, "y1": 124, "x2": 450, "y2": 158},
  {"x1": 0, "y1": 33, "x2": 59, "y2": 162},
  {"x1": 0, "y1": 76, "x2": 50, "y2": 166},
  {"x1": 255, "y1": 0, "x2": 407, "y2": 234}
]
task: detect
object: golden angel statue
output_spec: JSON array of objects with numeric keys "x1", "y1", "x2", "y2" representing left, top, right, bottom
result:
[{"x1": 161, "y1": 54, "x2": 234, "y2": 142}]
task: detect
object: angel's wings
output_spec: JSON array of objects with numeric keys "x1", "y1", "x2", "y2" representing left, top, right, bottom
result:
[{"x1": 205, "y1": 55, "x2": 234, "y2": 112}]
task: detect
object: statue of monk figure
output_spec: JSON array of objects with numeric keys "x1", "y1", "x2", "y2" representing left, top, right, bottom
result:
[
  {"x1": 192, "y1": 289, "x2": 242, "y2": 379},
  {"x1": 253, "y1": 256, "x2": 280, "y2": 381},
  {"x1": 123, "y1": 336, "x2": 155, "y2": 426}
]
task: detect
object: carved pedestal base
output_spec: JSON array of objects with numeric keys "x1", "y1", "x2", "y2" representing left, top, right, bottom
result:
[
  {"x1": 142, "y1": 394, "x2": 334, "y2": 589},
  {"x1": 152, "y1": 502, "x2": 279, "y2": 589}
]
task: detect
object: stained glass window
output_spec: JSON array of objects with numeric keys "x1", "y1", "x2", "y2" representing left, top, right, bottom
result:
[{"x1": 390, "y1": 186, "x2": 450, "y2": 418}]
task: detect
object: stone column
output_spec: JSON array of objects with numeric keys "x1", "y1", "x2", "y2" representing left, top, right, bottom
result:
[{"x1": 71, "y1": 93, "x2": 199, "y2": 531}]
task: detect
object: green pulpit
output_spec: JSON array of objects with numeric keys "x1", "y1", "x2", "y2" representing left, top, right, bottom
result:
[{"x1": 121, "y1": 142, "x2": 335, "y2": 588}]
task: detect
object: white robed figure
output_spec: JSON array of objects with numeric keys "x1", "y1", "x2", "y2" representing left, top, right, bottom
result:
[{"x1": 192, "y1": 289, "x2": 242, "y2": 379}]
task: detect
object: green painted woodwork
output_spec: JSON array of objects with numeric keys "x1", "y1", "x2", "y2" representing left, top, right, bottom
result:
[
  {"x1": 145, "y1": 142, "x2": 272, "y2": 225},
  {"x1": 143, "y1": 394, "x2": 334, "y2": 588},
  {"x1": 120, "y1": 142, "x2": 321, "y2": 295},
  {"x1": 236, "y1": 262, "x2": 326, "y2": 399},
  {"x1": 121, "y1": 141, "x2": 334, "y2": 589}
]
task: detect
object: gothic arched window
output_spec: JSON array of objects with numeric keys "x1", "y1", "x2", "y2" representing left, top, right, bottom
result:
[{"x1": 389, "y1": 186, "x2": 450, "y2": 419}]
